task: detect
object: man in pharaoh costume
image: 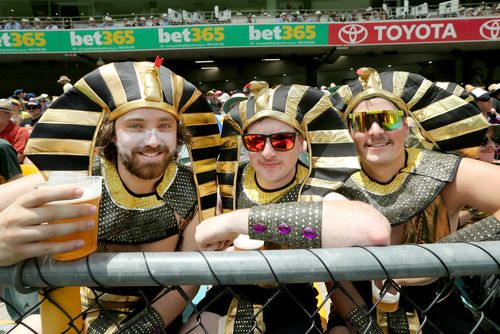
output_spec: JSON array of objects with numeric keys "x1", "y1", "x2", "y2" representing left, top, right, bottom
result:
[
  {"x1": 325, "y1": 68, "x2": 500, "y2": 334},
  {"x1": 0, "y1": 59, "x2": 221, "y2": 333},
  {"x1": 186, "y1": 82, "x2": 391, "y2": 333}
]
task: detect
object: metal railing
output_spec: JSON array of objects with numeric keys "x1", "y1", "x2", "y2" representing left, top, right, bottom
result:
[
  {"x1": 0, "y1": 242, "x2": 499, "y2": 333},
  {"x1": 1, "y1": 2, "x2": 498, "y2": 30}
]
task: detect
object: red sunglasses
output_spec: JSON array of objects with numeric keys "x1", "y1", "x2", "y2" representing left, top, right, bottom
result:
[{"x1": 242, "y1": 132, "x2": 298, "y2": 152}]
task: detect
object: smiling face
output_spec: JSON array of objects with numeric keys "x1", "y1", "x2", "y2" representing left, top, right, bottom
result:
[
  {"x1": 349, "y1": 97, "x2": 408, "y2": 180},
  {"x1": 114, "y1": 108, "x2": 178, "y2": 180},
  {"x1": 245, "y1": 117, "x2": 305, "y2": 190}
]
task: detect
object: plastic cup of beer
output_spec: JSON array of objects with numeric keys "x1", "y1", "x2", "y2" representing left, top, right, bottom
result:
[
  {"x1": 233, "y1": 234, "x2": 264, "y2": 251},
  {"x1": 371, "y1": 280, "x2": 400, "y2": 313},
  {"x1": 41, "y1": 172, "x2": 102, "y2": 261}
]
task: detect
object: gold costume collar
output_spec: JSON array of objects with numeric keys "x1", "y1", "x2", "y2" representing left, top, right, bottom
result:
[
  {"x1": 102, "y1": 158, "x2": 177, "y2": 209},
  {"x1": 351, "y1": 148, "x2": 422, "y2": 195},
  {"x1": 242, "y1": 164, "x2": 308, "y2": 205}
]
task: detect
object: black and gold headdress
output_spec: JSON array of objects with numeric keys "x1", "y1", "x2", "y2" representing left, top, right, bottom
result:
[
  {"x1": 25, "y1": 60, "x2": 220, "y2": 219},
  {"x1": 331, "y1": 67, "x2": 488, "y2": 151},
  {"x1": 218, "y1": 81, "x2": 359, "y2": 211}
]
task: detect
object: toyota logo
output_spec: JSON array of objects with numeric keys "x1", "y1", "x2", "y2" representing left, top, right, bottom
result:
[
  {"x1": 338, "y1": 24, "x2": 368, "y2": 44},
  {"x1": 479, "y1": 19, "x2": 500, "y2": 40}
]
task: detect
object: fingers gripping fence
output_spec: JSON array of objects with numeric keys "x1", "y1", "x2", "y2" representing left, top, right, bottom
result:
[{"x1": 0, "y1": 242, "x2": 498, "y2": 334}]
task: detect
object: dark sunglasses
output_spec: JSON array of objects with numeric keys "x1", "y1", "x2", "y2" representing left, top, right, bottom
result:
[
  {"x1": 349, "y1": 110, "x2": 404, "y2": 132},
  {"x1": 481, "y1": 136, "x2": 500, "y2": 146},
  {"x1": 26, "y1": 106, "x2": 39, "y2": 110},
  {"x1": 242, "y1": 132, "x2": 298, "y2": 152}
]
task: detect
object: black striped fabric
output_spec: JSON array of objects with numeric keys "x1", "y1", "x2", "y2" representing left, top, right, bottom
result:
[
  {"x1": 218, "y1": 82, "x2": 359, "y2": 211},
  {"x1": 25, "y1": 61, "x2": 220, "y2": 220}
]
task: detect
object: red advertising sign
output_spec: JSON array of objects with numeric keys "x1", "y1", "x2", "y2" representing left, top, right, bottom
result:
[{"x1": 328, "y1": 17, "x2": 500, "y2": 45}]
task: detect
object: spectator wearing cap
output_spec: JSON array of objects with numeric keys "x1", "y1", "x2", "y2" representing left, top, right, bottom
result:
[
  {"x1": 101, "y1": 16, "x2": 114, "y2": 28},
  {"x1": 0, "y1": 99, "x2": 30, "y2": 163},
  {"x1": 4, "y1": 17, "x2": 22, "y2": 30},
  {"x1": 20, "y1": 18, "x2": 31, "y2": 29},
  {"x1": 32, "y1": 17, "x2": 43, "y2": 29},
  {"x1": 12, "y1": 89, "x2": 25, "y2": 102},
  {"x1": 471, "y1": 88, "x2": 499, "y2": 124},
  {"x1": 87, "y1": 17, "x2": 98, "y2": 28},
  {"x1": 137, "y1": 17, "x2": 147, "y2": 26},
  {"x1": 57, "y1": 75, "x2": 73, "y2": 93},
  {"x1": 311, "y1": 10, "x2": 322, "y2": 22},
  {"x1": 161, "y1": 13, "x2": 170, "y2": 26},
  {"x1": 20, "y1": 100, "x2": 44, "y2": 128},
  {"x1": 274, "y1": 12, "x2": 290, "y2": 23},
  {"x1": 44, "y1": 17, "x2": 59, "y2": 30},
  {"x1": 291, "y1": 11, "x2": 303, "y2": 22},
  {"x1": 7, "y1": 98, "x2": 23, "y2": 125}
]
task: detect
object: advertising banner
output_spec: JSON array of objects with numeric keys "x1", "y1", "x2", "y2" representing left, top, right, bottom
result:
[
  {"x1": 0, "y1": 18, "x2": 498, "y2": 53},
  {"x1": 328, "y1": 17, "x2": 500, "y2": 45},
  {"x1": 0, "y1": 24, "x2": 328, "y2": 53}
]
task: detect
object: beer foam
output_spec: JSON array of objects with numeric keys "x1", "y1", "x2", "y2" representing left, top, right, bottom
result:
[
  {"x1": 371, "y1": 280, "x2": 400, "y2": 303},
  {"x1": 42, "y1": 176, "x2": 103, "y2": 205}
]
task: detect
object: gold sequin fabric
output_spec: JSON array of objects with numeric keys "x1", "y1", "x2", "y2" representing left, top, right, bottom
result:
[
  {"x1": 337, "y1": 148, "x2": 461, "y2": 226},
  {"x1": 93, "y1": 157, "x2": 198, "y2": 244},
  {"x1": 439, "y1": 215, "x2": 500, "y2": 242},
  {"x1": 237, "y1": 162, "x2": 307, "y2": 207}
]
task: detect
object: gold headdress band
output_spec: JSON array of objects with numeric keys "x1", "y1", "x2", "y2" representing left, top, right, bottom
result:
[
  {"x1": 218, "y1": 81, "x2": 359, "y2": 212},
  {"x1": 25, "y1": 59, "x2": 220, "y2": 220},
  {"x1": 333, "y1": 67, "x2": 489, "y2": 152}
]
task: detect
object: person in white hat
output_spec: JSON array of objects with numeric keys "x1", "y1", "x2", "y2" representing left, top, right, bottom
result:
[
  {"x1": 87, "y1": 16, "x2": 98, "y2": 28},
  {"x1": 57, "y1": 75, "x2": 73, "y2": 93}
]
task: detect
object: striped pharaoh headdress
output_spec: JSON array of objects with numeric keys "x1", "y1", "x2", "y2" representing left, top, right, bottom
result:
[
  {"x1": 24, "y1": 60, "x2": 220, "y2": 220},
  {"x1": 218, "y1": 81, "x2": 360, "y2": 211},
  {"x1": 330, "y1": 68, "x2": 489, "y2": 151}
]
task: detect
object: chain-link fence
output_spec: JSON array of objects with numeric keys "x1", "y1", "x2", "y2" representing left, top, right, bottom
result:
[{"x1": 1, "y1": 242, "x2": 499, "y2": 334}]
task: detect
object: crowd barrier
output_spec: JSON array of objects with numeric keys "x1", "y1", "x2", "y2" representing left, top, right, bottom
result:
[{"x1": 0, "y1": 242, "x2": 499, "y2": 333}]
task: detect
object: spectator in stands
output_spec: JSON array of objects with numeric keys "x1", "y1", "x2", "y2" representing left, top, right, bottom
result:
[
  {"x1": 302, "y1": 13, "x2": 313, "y2": 22},
  {"x1": 0, "y1": 60, "x2": 221, "y2": 333},
  {"x1": 247, "y1": 13, "x2": 256, "y2": 23},
  {"x1": 186, "y1": 81, "x2": 390, "y2": 334},
  {"x1": 32, "y1": 17, "x2": 42, "y2": 29},
  {"x1": 122, "y1": 17, "x2": 133, "y2": 27},
  {"x1": 20, "y1": 18, "x2": 31, "y2": 29},
  {"x1": 0, "y1": 99, "x2": 30, "y2": 163},
  {"x1": 137, "y1": 16, "x2": 147, "y2": 26},
  {"x1": 12, "y1": 89, "x2": 26, "y2": 103},
  {"x1": 44, "y1": 17, "x2": 59, "y2": 29},
  {"x1": 7, "y1": 97, "x2": 22, "y2": 125},
  {"x1": 151, "y1": 16, "x2": 160, "y2": 26},
  {"x1": 471, "y1": 88, "x2": 499, "y2": 124},
  {"x1": 326, "y1": 67, "x2": 499, "y2": 334},
  {"x1": 274, "y1": 12, "x2": 289, "y2": 23},
  {"x1": 57, "y1": 75, "x2": 73, "y2": 93},
  {"x1": 4, "y1": 16, "x2": 22, "y2": 30},
  {"x1": 347, "y1": 9, "x2": 360, "y2": 21},
  {"x1": 362, "y1": 7, "x2": 372, "y2": 20},
  {"x1": 291, "y1": 10, "x2": 303, "y2": 22},
  {"x1": 87, "y1": 17, "x2": 98, "y2": 28},
  {"x1": 101, "y1": 16, "x2": 114, "y2": 28},
  {"x1": 161, "y1": 13, "x2": 170, "y2": 26},
  {"x1": 310, "y1": 10, "x2": 321, "y2": 22},
  {"x1": 381, "y1": 10, "x2": 389, "y2": 20},
  {"x1": 21, "y1": 100, "x2": 44, "y2": 128},
  {"x1": 0, "y1": 139, "x2": 22, "y2": 184},
  {"x1": 329, "y1": 11, "x2": 341, "y2": 22},
  {"x1": 371, "y1": 9, "x2": 381, "y2": 20}
]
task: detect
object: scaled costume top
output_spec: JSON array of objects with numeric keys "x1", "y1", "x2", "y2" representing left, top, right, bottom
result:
[
  {"x1": 198, "y1": 162, "x2": 324, "y2": 334},
  {"x1": 82, "y1": 156, "x2": 198, "y2": 332},
  {"x1": 338, "y1": 148, "x2": 461, "y2": 231}
]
